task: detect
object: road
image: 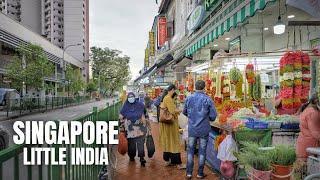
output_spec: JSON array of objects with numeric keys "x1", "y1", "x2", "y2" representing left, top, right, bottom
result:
[{"x1": 0, "y1": 98, "x2": 117, "y2": 147}]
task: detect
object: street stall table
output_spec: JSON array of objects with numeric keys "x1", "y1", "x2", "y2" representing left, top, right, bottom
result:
[{"x1": 206, "y1": 119, "x2": 300, "y2": 179}]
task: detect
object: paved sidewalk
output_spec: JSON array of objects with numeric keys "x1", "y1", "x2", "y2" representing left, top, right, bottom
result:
[{"x1": 114, "y1": 121, "x2": 219, "y2": 180}]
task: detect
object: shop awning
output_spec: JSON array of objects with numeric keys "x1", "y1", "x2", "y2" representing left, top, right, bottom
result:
[
  {"x1": 156, "y1": 54, "x2": 174, "y2": 68},
  {"x1": 133, "y1": 64, "x2": 157, "y2": 83},
  {"x1": 186, "y1": 0, "x2": 275, "y2": 57}
]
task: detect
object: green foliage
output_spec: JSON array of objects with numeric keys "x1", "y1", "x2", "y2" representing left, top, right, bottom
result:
[
  {"x1": 86, "y1": 80, "x2": 97, "y2": 93},
  {"x1": 65, "y1": 64, "x2": 85, "y2": 95},
  {"x1": 90, "y1": 46, "x2": 130, "y2": 94},
  {"x1": 236, "y1": 142, "x2": 272, "y2": 171},
  {"x1": 270, "y1": 145, "x2": 296, "y2": 166},
  {"x1": 6, "y1": 43, "x2": 55, "y2": 91}
]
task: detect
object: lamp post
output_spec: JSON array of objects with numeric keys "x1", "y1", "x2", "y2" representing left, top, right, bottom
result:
[{"x1": 62, "y1": 43, "x2": 82, "y2": 97}]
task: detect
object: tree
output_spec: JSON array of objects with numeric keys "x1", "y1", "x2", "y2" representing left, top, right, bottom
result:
[
  {"x1": 90, "y1": 47, "x2": 130, "y2": 95},
  {"x1": 6, "y1": 43, "x2": 55, "y2": 93},
  {"x1": 65, "y1": 64, "x2": 85, "y2": 96},
  {"x1": 86, "y1": 80, "x2": 97, "y2": 96}
]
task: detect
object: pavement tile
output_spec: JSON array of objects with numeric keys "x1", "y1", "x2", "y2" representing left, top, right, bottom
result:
[{"x1": 114, "y1": 122, "x2": 219, "y2": 180}]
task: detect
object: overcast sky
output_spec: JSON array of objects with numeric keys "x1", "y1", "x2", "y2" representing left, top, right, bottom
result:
[{"x1": 89, "y1": 0, "x2": 159, "y2": 80}]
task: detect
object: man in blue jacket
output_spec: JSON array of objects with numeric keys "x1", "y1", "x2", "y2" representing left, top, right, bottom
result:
[{"x1": 183, "y1": 80, "x2": 217, "y2": 179}]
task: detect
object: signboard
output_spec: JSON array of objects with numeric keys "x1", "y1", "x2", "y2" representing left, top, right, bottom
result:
[
  {"x1": 157, "y1": 17, "x2": 167, "y2": 48},
  {"x1": 144, "y1": 48, "x2": 149, "y2": 67},
  {"x1": 229, "y1": 37, "x2": 241, "y2": 54},
  {"x1": 187, "y1": 5, "x2": 205, "y2": 32},
  {"x1": 204, "y1": 0, "x2": 219, "y2": 11},
  {"x1": 149, "y1": 31, "x2": 155, "y2": 56}
]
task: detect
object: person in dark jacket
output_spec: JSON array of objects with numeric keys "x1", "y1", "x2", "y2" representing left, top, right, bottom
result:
[{"x1": 119, "y1": 92, "x2": 147, "y2": 166}]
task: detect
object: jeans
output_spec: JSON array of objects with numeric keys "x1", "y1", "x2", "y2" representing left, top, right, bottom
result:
[
  {"x1": 186, "y1": 136, "x2": 208, "y2": 176},
  {"x1": 127, "y1": 136, "x2": 145, "y2": 159}
]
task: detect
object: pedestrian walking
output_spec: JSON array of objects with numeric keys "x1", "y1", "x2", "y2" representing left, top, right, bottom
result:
[
  {"x1": 296, "y1": 92, "x2": 320, "y2": 162},
  {"x1": 119, "y1": 92, "x2": 147, "y2": 167},
  {"x1": 159, "y1": 84, "x2": 186, "y2": 169},
  {"x1": 154, "y1": 91, "x2": 164, "y2": 123},
  {"x1": 183, "y1": 80, "x2": 217, "y2": 179}
]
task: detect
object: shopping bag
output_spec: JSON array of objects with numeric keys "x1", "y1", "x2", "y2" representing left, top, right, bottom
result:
[
  {"x1": 182, "y1": 124, "x2": 188, "y2": 141},
  {"x1": 118, "y1": 132, "x2": 128, "y2": 155},
  {"x1": 217, "y1": 135, "x2": 238, "y2": 161},
  {"x1": 146, "y1": 134, "x2": 155, "y2": 158}
]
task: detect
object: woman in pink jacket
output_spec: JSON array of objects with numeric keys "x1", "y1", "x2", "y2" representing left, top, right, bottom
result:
[{"x1": 296, "y1": 93, "x2": 320, "y2": 161}]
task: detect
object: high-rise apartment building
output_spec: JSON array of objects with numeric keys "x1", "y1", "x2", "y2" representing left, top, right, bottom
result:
[
  {"x1": 0, "y1": 0, "x2": 89, "y2": 79},
  {"x1": 0, "y1": 0, "x2": 21, "y2": 21}
]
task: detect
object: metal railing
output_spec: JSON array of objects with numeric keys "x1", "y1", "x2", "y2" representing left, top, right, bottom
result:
[
  {"x1": 3, "y1": 96, "x2": 93, "y2": 118},
  {"x1": 0, "y1": 101, "x2": 121, "y2": 180}
]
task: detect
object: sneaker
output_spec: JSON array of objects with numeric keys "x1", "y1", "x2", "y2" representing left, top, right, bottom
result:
[
  {"x1": 186, "y1": 174, "x2": 192, "y2": 179},
  {"x1": 196, "y1": 174, "x2": 207, "y2": 179},
  {"x1": 177, "y1": 164, "x2": 186, "y2": 170}
]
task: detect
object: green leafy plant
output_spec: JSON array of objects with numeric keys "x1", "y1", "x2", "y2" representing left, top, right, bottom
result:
[
  {"x1": 236, "y1": 142, "x2": 272, "y2": 171},
  {"x1": 270, "y1": 145, "x2": 296, "y2": 166}
]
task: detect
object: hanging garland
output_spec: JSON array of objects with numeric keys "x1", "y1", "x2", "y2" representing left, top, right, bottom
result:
[
  {"x1": 252, "y1": 74, "x2": 261, "y2": 101},
  {"x1": 245, "y1": 63, "x2": 255, "y2": 84},
  {"x1": 229, "y1": 67, "x2": 242, "y2": 85},
  {"x1": 279, "y1": 51, "x2": 311, "y2": 109},
  {"x1": 280, "y1": 52, "x2": 294, "y2": 109}
]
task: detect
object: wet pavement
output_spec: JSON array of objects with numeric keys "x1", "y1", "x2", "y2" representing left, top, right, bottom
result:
[{"x1": 114, "y1": 121, "x2": 219, "y2": 180}]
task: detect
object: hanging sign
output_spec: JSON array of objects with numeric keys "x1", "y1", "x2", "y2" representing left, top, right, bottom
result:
[
  {"x1": 187, "y1": 5, "x2": 205, "y2": 32},
  {"x1": 149, "y1": 31, "x2": 155, "y2": 56},
  {"x1": 144, "y1": 48, "x2": 149, "y2": 68},
  {"x1": 157, "y1": 17, "x2": 167, "y2": 48}
]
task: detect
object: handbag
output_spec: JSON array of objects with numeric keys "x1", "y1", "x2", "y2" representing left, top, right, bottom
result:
[
  {"x1": 118, "y1": 132, "x2": 128, "y2": 155},
  {"x1": 159, "y1": 106, "x2": 174, "y2": 123},
  {"x1": 146, "y1": 127, "x2": 155, "y2": 158}
]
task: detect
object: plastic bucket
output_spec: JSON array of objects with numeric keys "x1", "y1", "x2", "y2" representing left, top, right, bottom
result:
[{"x1": 272, "y1": 164, "x2": 293, "y2": 180}]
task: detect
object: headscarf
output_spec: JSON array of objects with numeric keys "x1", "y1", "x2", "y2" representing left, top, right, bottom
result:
[{"x1": 120, "y1": 92, "x2": 145, "y2": 123}]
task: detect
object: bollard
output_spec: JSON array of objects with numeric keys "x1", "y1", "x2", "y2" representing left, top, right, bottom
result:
[{"x1": 93, "y1": 106, "x2": 98, "y2": 121}]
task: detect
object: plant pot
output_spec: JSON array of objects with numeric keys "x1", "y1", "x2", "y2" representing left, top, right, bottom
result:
[
  {"x1": 249, "y1": 168, "x2": 272, "y2": 180},
  {"x1": 271, "y1": 164, "x2": 293, "y2": 180}
]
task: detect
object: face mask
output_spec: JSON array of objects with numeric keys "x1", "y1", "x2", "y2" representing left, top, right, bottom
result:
[{"x1": 128, "y1": 97, "x2": 135, "y2": 103}]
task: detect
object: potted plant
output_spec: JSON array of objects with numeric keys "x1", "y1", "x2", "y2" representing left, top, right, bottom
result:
[
  {"x1": 270, "y1": 145, "x2": 296, "y2": 180},
  {"x1": 237, "y1": 142, "x2": 272, "y2": 180}
]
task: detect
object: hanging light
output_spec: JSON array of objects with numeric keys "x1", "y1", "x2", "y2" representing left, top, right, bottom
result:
[
  {"x1": 273, "y1": 16, "x2": 285, "y2": 34},
  {"x1": 273, "y1": 0, "x2": 285, "y2": 35}
]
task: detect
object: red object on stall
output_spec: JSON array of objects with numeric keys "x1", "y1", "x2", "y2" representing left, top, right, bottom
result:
[{"x1": 245, "y1": 64, "x2": 255, "y2": 84}]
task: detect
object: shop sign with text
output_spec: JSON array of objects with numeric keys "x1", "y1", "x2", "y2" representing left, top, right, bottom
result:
[
  {"x1": 187, "y1": 5, "x2": 205, "y2": 32},
  {"x1": 149, "y1": 31, "x2": 155, "y2": 56},
  {"x1": 204, "y1": 0, "x2": 219, "y2": 11},
  {"x1": 157, "y1": 17, "x2": 167, "y2": 48},
  {"x1": 144, "y1": 48, "x2": 149, "y2": 67}
]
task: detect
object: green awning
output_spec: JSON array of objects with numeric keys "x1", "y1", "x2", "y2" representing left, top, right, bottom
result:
[{"x1": 186, "y1": 0, "x2": 274, "y2": 57}]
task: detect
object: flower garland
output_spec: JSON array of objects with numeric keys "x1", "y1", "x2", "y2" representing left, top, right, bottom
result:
[
  {"x1": 245, "y1": 63, "x2": 255, "y2": 84},
  {"x1": 279, "y1": 51, "x2": 311, "y2": 109},
  {"x1": 229, "y1": 67, "x2": 242, "y2": 85}
]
